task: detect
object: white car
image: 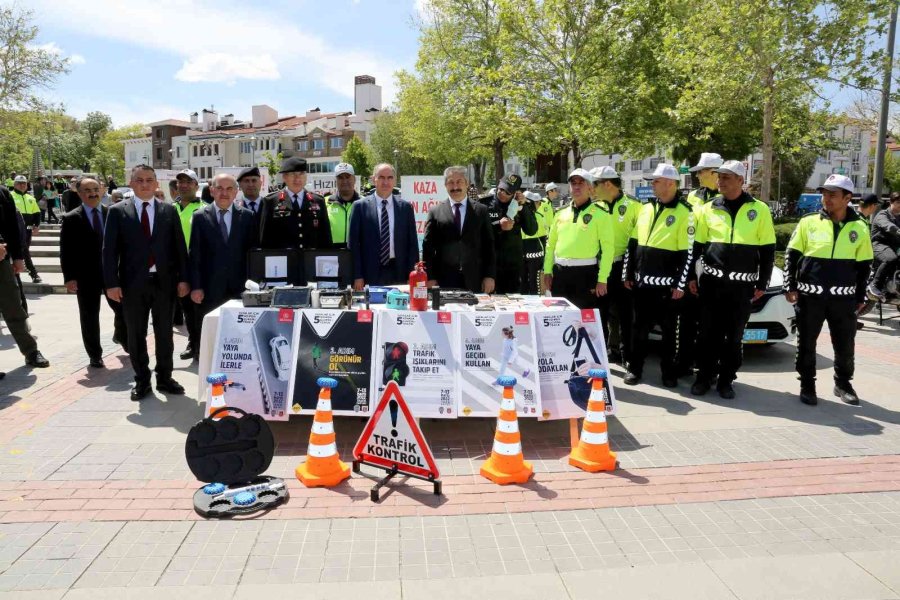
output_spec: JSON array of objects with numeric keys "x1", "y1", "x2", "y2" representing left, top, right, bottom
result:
[{"x1": 269, "y1": 335, "x2": 292, "y2": 382}]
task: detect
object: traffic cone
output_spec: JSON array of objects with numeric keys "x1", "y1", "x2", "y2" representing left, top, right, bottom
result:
[
  {"x1": 206, "y1": 373, "x2": 229, "y2": 419},
  {"x1": 480, "y1": 376, "x2": 533, "y2": 485},
  {"x1": 296, "y1": 377, "x2": 351, "y2": 487},
  {"x1": 569, "y1": 369, "x2": 617, "y2": 472}
]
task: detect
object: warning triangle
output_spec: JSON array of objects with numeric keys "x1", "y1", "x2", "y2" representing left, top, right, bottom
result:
[{"x1": 352, "y1": 381, "x2": 440, "y2": 480}]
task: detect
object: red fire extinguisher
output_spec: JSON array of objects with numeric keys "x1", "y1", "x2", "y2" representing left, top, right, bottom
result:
[{"x1": 409, "y1": 261, "x2": 429, "y2": 311}]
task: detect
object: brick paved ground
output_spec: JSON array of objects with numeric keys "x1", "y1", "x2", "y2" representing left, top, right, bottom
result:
[{"x1": 1, "y1": 294, "x2": 900, "y2": 598}]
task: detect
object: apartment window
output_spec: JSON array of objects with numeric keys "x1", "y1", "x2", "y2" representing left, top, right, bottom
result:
[
  {"x1": 214, "y1": 144, "x2": 219, "y2": 155},
  {"x1": 649, "y1": 157, "x2": 662, "y2": 169},
  {"x1": 297, "y1": 140, "x2": 308, "y2": 151},
  {"x1": 128, "y1": 151, "x2": 137, "y2": 162},
  {"x1": 331, "y1": 137, "x2": 343, "y2": 149},
  {"x1": 630, "y1": 160, "x2": 642, "y2": 172},
  {"x1": 156, "y1": 129, "x2": 163, "y2": 139},
  {"x1": 313, "y1": 139, "x2": 325, "y2": 150},
  {"x1": 176, "y1": 147, "x2": 181, "y2": 158},
  {"x1": 193, "y1": 146, "x2": 198, "y2": 157}
]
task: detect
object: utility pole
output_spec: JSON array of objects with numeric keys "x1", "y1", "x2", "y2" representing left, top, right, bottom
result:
[{"x1": 873, "y1": 2, "x2": 898, "y2": 197}]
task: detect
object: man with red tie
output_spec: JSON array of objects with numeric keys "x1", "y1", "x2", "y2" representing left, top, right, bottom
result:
[
  {"x1": 422, "y1": 166, "x2": 495, "y2": 293},
  {"x1": 102, "y1": 165, "x2": 190, "y2": 401}
]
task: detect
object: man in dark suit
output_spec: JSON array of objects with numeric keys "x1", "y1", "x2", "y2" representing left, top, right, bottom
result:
[
  {"x1": 61, "y1": 177, "x2": 127, "y2": 368},
  {"x1": 422, "y1": 166, "x2": 496, "y2": 293},
  {"x1": 348, "y1": 163, "x2": 418, "y2": 288},
  {"x1": 189, "y1": 173, "x2": 257, "y2": 324},
  {"x1": 103, "y1": 165, "x2": 190, "y2": 401}
]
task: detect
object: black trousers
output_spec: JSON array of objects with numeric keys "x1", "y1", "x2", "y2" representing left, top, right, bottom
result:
[
  {"x1": 551, "y1": 264, "x2": 598, "y2": 309},
  {"x1": 696, "y1": 276, "x2": 754, "y2": 385},
  {"x1": 495, "y1": 260, "x2": 522, "y2": 294},
  {"x1": 180, "y1": 294, "x2": 199, "y2": 350},
  {"x1": 77, "y1": 288, "x2": 127, "y2": 361},
  {"x1": 796, "y1": 294, "x2": 857, "y2": 386},
  {"x1": 631, "y1": 287, "x2": 679, "y2": 378},
  {"x1": 0, "y1": 259, "x2": 37, "y2": 356},
  {"x1": 521, "y1": 256, "x2": 543, "y2": 294},
  {"x1": 122, "y1": 275, "x2": 176, "y2": 384},
  {"x1": 23, "y1": 229, "x2": 37, "y2": 277},
  {"x1": 676, "y1": 288, "x2": 700, "y2": 370},
  {"x1": 598, "y1": 261, "x2": 632, "y2": 364},
  {"x1": 873, "y1": 247, "x2": 898, "y2": 289}
]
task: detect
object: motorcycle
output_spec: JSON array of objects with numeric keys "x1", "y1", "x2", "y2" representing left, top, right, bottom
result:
[{"x1": 860, "y1": 256, "x2": 900, "y2": 323}]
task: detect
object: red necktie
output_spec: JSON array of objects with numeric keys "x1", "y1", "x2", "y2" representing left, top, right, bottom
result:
[{"x1": 141, "y1": 202, "x2": 155, "y2": 268}]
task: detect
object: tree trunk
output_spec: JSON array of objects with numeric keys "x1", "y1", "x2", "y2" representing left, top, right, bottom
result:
[
  {"x1": 571, "y1": 138, "x2": 581, "y2": 171},
  {"x1": 471, "y1": 159, "x2": 484, "y2": 190},
  {"x1": 493, "y1": 139, "x2": 505, "y2": 181},
  {"x1": 760, "y1": 68, "x2": 775, "y2": 203}
]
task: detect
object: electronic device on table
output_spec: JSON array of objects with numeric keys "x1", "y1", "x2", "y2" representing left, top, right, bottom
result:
[
  {"x1": 317, "y1": 286, "x2": 354, "y2": 309},
  {"x1": 429, "y1": 287, "x2": 479, "y2": 310},
  {"x1": 270, "y1": 286, "x2": 312, "y2": 308}
]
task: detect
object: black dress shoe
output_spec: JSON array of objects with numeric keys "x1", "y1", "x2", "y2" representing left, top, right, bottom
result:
[
  {"x1": 716, "y1": 382, "x2": 735, "y2": 399},
  {"x1": 131, "y1": 382, "x2": 152, "y2": 401},
  {"x1": 834, "y1": 384, "x2": 860, "y2": 406},
  {"x1": 607, "y1": 350, "x2": 623, "y2": 365},
  {"x1": 662, "y1": 376, "x2": 678, "y2": 388},
  {"x1": 800, "y1": 385, "x2": 818, "y2": 406},
  {"x1": 623, "y1": 372, "x2": 640, "y2": 385},
  {"x1": 0, "y1": 372, "x2": 6, "y2": 380},
  {"x1": 179, "y1": 347, "x2": 194, "y2": 360},
  {"x1": 89, "y1": 358, "x2": 105, "y2": 369},
  {"x1": 156, "y1": 378, "x2": 185, "y2": 395},
  {"x1": 691, "y1": 378, "x2": 711, "y2": 396},
  {"x1": 25, "y1": 350, "x2": 50, "y2": 368}
]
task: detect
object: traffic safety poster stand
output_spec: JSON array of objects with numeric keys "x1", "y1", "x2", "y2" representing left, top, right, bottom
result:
[{"x1": 352, "y1": 381, "x2": 441, "y2": 502}]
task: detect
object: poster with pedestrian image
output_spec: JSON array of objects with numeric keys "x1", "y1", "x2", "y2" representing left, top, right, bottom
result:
[
  {"x1": 210, "y1": 307, "x2": 295, "y2": 421},
  {"x1": 289, "y1": 310, "x2": 376, "y2": 416},
  {"x1": 535, "y1": 308, "x2": 617, "y2": 420},
  {"x1": 457, "y1": 312, "x2": 541, "y2": 417},
  {"x1": 372, "y1": 310, "x2": 460, "y2": 418}
]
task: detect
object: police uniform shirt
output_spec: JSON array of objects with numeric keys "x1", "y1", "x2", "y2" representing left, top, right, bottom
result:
[
  {"x1": 623, "y1": 195, "x2": 695, "y2": 291},
  {"x1": 543, "y1": 200, "x2": 614, "y2": 283},
  {"x1": 785, "y1": 207, "x2": 873, "y2": 302},
  {"x1": 603, "y1": 192, "x2": 641, "y2": 259}
]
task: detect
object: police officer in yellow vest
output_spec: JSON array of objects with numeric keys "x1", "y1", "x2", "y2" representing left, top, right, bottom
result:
[
  {"x1": 521, "y1": 190, "x2": 553, "y2": 294},
  {"x1": 677, "y1": 153, "x2": 724, "y2": 377},
  {"x1": 325, "y1": 162, "x2": 360, "y2": 249},
  {"x1": 543, "y1": 168, "x2": 614, "y2": 309},
  {"x1": 173, "y1": 169, "x2": 204, "y2": 361},
  {"x1": 10, "y1": 175, "x2": 42, "y2": 283},
  {"x1": 591, "y1": 166, "x2": 640, "y2": 366},
  {"x1": 623, "y1": 164, "x2": 696, "y2": 387},
  {"x1": 785, "y1": 174, "x2": 873, "y2": 406},
  {"x1": 691, "y1": 161, "x2": 775, "y2": 399}
]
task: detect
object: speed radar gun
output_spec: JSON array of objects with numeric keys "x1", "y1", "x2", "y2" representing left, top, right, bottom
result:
[
  {"x1": 568, "y1": 369, "x2": 617, "y2": 472},
  {"x1": 295, "y1": 377, "x2": 351, "y2": 488},
  {"x1": 480, "y1": 376, "x2": 533, "y2": 485},
  {"x1": 206, "y1": 373, "x2": 246, "y2": 420}
]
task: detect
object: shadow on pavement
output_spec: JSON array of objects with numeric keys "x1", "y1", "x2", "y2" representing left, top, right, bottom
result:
[{"x1": 0, "y1": 367, "x2": 37, "y2": 411}]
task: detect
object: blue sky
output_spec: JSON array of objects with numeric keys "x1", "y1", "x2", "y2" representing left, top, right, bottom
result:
[{"x1": 28, "y1": 0, "x2": 425, "y2": 126}]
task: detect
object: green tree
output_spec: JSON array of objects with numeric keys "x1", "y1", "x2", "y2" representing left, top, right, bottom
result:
[
  {"x1": 91, "y1": 123, "x2": 145, "y2": 181},
  {"x1": 261, "y1": 151, "x2": 283, "y2": 180},
  {"x1": 0, "y1": 6, "x2": 70, "y2": 111},
  {"x1": 665, "y1": 0, "x2": 890, "y2": 202},
  {"x1": 368, "y1": 110, "x2": 446, "y2": 177},
  {"x1": 341, "y1": 135, "x2": 374, "y2": 178}
]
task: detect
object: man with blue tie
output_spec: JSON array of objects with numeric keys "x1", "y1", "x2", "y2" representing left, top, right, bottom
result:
[
  {"x1": 61, "y1": 177, "x2": 127, "y2": 367},
  {"x1": 190, "y1": 173, "x2": 257, "y2": 325},
  {"x1": 348, "y1": 163, "x2": 419, "y2": 289}
]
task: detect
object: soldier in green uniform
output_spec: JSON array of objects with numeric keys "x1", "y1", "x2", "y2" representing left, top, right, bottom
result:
[
  {"x1": 623, "y1": 164, "x2": 696, "y2": 387},
  {"x1": 785, "y1": 174, "x2": 873, "y2": 406},
  {"x1": 591, "y1": 166, "x2": 640, "y2": 366},
  {"x1": 543, "y1": 168, "x2": 614, "y2": 309},
  {"x1": 325, "y1": 162, "x2": 360, "y2": 249}
]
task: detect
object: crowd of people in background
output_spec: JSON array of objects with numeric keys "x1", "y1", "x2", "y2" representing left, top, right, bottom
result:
[{"x1": 0, "y1": 156, "x2": 897, "y2": 408}]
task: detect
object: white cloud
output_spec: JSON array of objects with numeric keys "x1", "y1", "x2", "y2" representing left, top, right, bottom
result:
[
  {"x1": 31, "y1": 42, "x2": 86, "y2": 66},
  {"x1": 175, "y1": 53, "x2": 279, "y2": 85},
  {"x1": 26, "y1": 0, "x2": 402, "y2": 102},
  {"x1": 69, "y1": 54, "x2": 86, "y2": 65}
]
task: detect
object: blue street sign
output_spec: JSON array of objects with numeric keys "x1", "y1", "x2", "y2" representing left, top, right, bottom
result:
[{"x1": 635, "y1": 186, "x2": 654, "y2": 201}]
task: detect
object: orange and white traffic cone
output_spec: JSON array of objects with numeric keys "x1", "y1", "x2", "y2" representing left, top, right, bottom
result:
[
  {"x1": 480, "y1": 376, "x2": 533, "y2": 485},
  {"x1": 569, "y1": 368, "x2": 617, "y2": 472},
  {"x1": 206, "y1": 373, "x2": 229, "y2": 420},
  {"x1": 296, "y1": 377, "x2": 351, "y2": 487}
]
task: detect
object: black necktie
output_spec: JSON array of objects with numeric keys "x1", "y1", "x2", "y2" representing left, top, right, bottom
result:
[
  {"x1": 453, "y1": 202, "x2": 462, "y2": 234},
  {"x1": 248, "y1": 201, "x2": 256, "y2": 214},
  {"x1": 91, "y1": 208, "x2": 102, "y2": 241},
  {"x1": 218, "y1": 209, "x2": 229, "y2": 241}
]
